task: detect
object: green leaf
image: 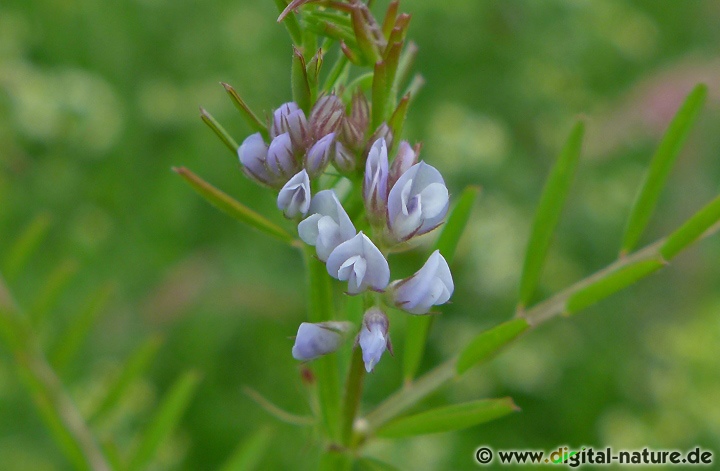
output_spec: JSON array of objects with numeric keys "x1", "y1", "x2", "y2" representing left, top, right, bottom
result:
[
  {"x1": 173, "y1": 167, "x2": 296, "y2": 245},
  {"x1": 200, "y1": 107, "x2": 239, "y2": 155},
  {"x1": 30, "y1": 259, "x2": 79, "y2": 327},
  {"x1": 660, "y1": 194, "x2": 720, "y2": 260},
  {"x1": 371, "y1": 60, "x2": 388, "y2": 131},
  {"x1": 292, "y1": 46, "x2": 312, "y2": 113},
  {"x1": 387, "y1": 94, "x2": 409, "y2": 152},
  {"x1": 306, "y1": 48, "x2": 323, "y2": 105},
  {"x1": 456, "y1": 318, "x2": 530, "y2": 375},
  {"x1": 341, "y1": 347, "x2": 365, "y2": 445},
  {"x1": 566, "y1": 258, "x2": 665, "y2": 314},
  {"x1": 320, "y1": 449, "x2": 352, "y2": 471},
  {"x1": 221, "y1": 83, "x2": 269, "y2": 140},
  {"x1": 217, "y1": 427, "x2": 273, "y2": 471},
  {"x1": 621, "y1": 84, "x2": 707, "y2": 254},
  {"x1": 3, "y1": 212, "x2": 52, "y2": 282},
  {"x1": 304, "y1": 247, "x2": 342, "y2": 441},
  {"x1": 89, "y1": 335, "x2": 164, "y2": 423},
  {"x1": 322, "y1": 53, "x2": 350, "y2": 93},
  {"x1": 50, "y1": 283, "x2": 114, "y2": 370},
  {"x1": 273, "y1": 0, "x2": 303, "y2": 45},
  {"x1": 518, "y1": 121, "x2": 584, "y2": 309},
  {"x1": 354, "y1": 457, "x2": 401, "y2": 471},
  {"x1": 403, "y1": 186, "x2": 480, "y2": 382},
  {"x1": 375, "y1": 398, "x2": 518, "y2": 438},
  {"x1": 127, "y1": 370, "x2": 201, "y2": 471}
]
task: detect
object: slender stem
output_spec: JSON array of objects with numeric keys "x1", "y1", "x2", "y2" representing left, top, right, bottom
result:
[{"x1": 340, "y1": 347, "x2": 366, "y2": 446}]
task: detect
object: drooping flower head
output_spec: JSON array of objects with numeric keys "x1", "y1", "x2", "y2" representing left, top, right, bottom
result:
[
  {"x1": 357, "y1": 308, "x2": 392, "y2": 372},
  {"x1": 292, "y1": 321, "x2": 353, "y2": 361},
  {"x1": 390, "y1": 250, "x2": 454, "y2": 314},
  {"x1": 277, "y1": 169, "x2": 311, "y2": 218},
  {"x1": 298, "y1": 190, "x2": 356, "y2": 262},
  {"x1": 326, "y1": 232, "x2": 390, "y2": 294},
  {"x1": 387, "y1": 161, "x2": 449, "y2": 242}
]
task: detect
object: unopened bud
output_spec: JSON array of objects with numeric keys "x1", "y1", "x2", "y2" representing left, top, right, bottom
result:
[
  {"x1": 304, "y1": 132, "x2": 335, "y2": 178},
  {"x1": 357, "y1": 308, "x2": 392, "y2": 372},
  {"x1": 333, "y1": 141, "x2": 356, "y2": 173},
  {"x1": 388, "y1": 141, "x2": 418, "y2": 189},
  {"x1": 292, "y1": 321, "x2": 353, "y2": 361},
  {"x1": 310, "y1": 94, "x2": 345, "y2": 139}
]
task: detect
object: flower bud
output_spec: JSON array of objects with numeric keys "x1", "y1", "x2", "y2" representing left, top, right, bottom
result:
[
  {"x1": 326, "y1": 232, "x2": 390, "y2": 295},
  {"x1": 271, "y1": 102, "x2": 309, "y2": 150},
  {"x1": 362, "y1": 138, "x2": 389, "y2": 224},
  {"x1": 267, "y1": 132, "x2": 300, "y2": 182},
  {"x1": 238, "y1": 132, "x2": 272, "y2": 186},
  {"x1": 357, "y1": 308, "x2": 392, "y2": 372},
  {"x1": 342, "y1": 91, "x2": 370, "y2": 150},
  {"x1": 310, "y1": 94, "x2": 345, "y2": 139},
  {"x1": 277, "y1": 169, "x2": 312, "y2": 218},
  {"x1": 388, "y1": 141, "x2": 418, "y2": 189},
  {"x1": 366, "y1": 123, "x2": 393, "y2": 157},
  {"x1": 304, "y1": 132, "x2": 335, "y2": 178},
  {"x1": 390, "y1": 250, "x2": 454, "y2": 314},
  {"x1": 292, "y1": 321, "x2": 353, "y2": 361},
  {"x1": 333, "y1": 141, "x2": 356, "y2": 173},
  {"x1": 298, "y1": 190, "x2": 356, "y2": 261},
  {"x1": 387, "y1": 161, "x2": 449, "y2": 242}
]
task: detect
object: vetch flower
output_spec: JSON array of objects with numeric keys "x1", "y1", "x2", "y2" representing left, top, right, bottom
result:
[
  {"x1": 238, "y1": 132, "x2": 273, "y2": 186},
  {"x1": 326, "y1": 232, "x2": 390, "y2": 294},
  {"x1": 388, "y1": 141, "x2": 418, "y2": 189},
  {"x1": 389, "y1": 250, "x2": 453, "y2": 314},
  {"x1": 271, "y1": 102, "x2": 309, "y2": 150},
  {"x1": 387, "y1": 161, "x2": 450, "y2": 242},
  {"x1": 304, "y1": 132, "x2": 335, "y2": 178},
  {"x1": 363, "y1": 138, "x2": 389, "y2": 224},
  {"x1": 357, "y1": 308, "x2": 392, "y2": 372},
  {"x1": 298, "y1": 190, "x2": 356, "y2": 262},
  {"x1": 266, "y1": 132, "x2": 300, "y2": 183},
  {"x1": 292, "y1": 321, "x2": 353, "y2": 361},
  {"x1": 277, "y1": 169, "x2": 311, "y2": 218}
]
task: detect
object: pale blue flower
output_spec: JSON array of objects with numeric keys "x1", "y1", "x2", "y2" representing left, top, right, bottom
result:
[
  {"x1": 304, "y1": 132, "x2": 335, "y2": 178},
  {"x1": 326, "y1": 232, "x2": 390, "y2": 294},
  {"x1": 238, "y1": 132, "x2": 273, "y2": 186},
  {"x1": 362, "y1": 138, "x2": 389, "y2": 223},
  {"x1": 388, "y1": 141, "x2": 418, "y2": 189},
  {"x1": 267, "y1": 132, "x2": 300, "y2": 182},
  {"x1": 292, "y1": 321, "x2": 353, "y2": 361},
  {"x1": 390, "y1": 250, "x2": 453, "y2": 314},
  {"x1": 298, "y1": 190, "x2": 356, "y2": 262},
  {"x1": 277, "y1": 169, "x2": 311, "y2": 218},
  {"x1": 387, "y1": 161, "x2": 449, "y2": 242},
  {"x1": 357, "y1": 308, "x2": 392, "y2": 372},
  {"x1": 271, "y1": 102, "x2": 309, "y2": 150}
]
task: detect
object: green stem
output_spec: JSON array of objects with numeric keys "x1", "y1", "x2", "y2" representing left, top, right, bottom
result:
[{"x1": 341, "y1": 347, "x2": 366, "y2": 446}]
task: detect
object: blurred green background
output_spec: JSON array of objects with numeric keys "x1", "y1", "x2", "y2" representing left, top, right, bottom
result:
[{"x1": 2, "y1": 0, "x2": 720, "y2": 469}]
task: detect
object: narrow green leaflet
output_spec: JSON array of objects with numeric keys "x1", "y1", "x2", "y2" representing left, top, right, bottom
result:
[
  {"x1": 354, "y1": 457, "x2": 401, "y2": 471},
  {"x1": 518, "y1": 121, "x2": 584, "y2": 309},
  {"x1": 217, "y1": 427, "x2": 273, "y2": 471},
  {"x1": 173, "y1": 167, "x2": 296, "y2": 245},
  {"x1": 200, "y1": 107, "x2": 239, "y2": 155},
  {"x1": 30, "y1": 259, "x2": 79, "y2": 326},
  {"x1": 273, "y1": 0, "x2": 303, "y2": 45},
  {"x1": 375, "y1": 398, "x2": 518, "y2": 439},
  {"x1": 456, "y1": 318, "x2": 530, "y2": 375},
  {"x1": 292, "y1": 46, "x2": 312, "y2": 113},
  {"x1": 660, "y1": 194, "x2": 720, "y2": 260},
  {"x1": 403, "y1": 186, "x2": 480, "y2": 382},
  {"x1": 621, "y1": 84, "x2": 707, "y2": 254},
  {"x1": 89, "y1": 335, "x2": 164, "y2": 423},
  {"x1": 221, "y1": 82, "x2": 269, "y2": 140},
  {"x1": 127, "y1": 370, "x2": 201, "y2": 471},
  {"x1": 3, "y1": 212, "x2": 52, "y2": 282},
  {"x1": 565, "y1": 258, "x2": 664, "y2": 314}
]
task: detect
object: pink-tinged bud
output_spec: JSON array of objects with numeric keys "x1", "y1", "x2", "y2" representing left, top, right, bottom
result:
[
  {"x1": 304, "y1": 133, "x2": 335, "y2": 178},
  {"x1": 387, "y1": 161, "x2": 449, "y2": 242},
  {"x1": 326, "y1": 232, "x2": 390, "y2": 295},
  {"x1": 292, "y1": 321, "x2": 353, "y2": 361},
  {"x1": 238, "y1": 132, "x2": 272, "y2": 186},
  {"x1": 389, "y1": 250, "x2": 453, "y2": 314},
  {"x1": 277, "y1": 169, "x2": 312, "y2": 218},
  {"x1": 388, "y1": 141, "x2": 418, "y2": 189},
  {"x1": 271, "y1": 102, "x2": 309, "y2": 150},
  {"x1": 342, "y1": 91, "x2": 370, "y2": 150},
  {"x1": 310, "y1": 94, "x2": 345, "y2": 139},
  {"x1": 362, "y1": 138, "x2": 389, "y2": 224},
  {"x1": 357, "y1": 308, "x2": 392, "y2": 372},
  {"x1": 333, "y1": 141, "x2": 356, "y2": 173},
  {"x1": 267, "y1": 132, "x2": 300, "y2": 183},
  {"x1": 366, "y1": 123, "x2": 394, "y2": 157}
]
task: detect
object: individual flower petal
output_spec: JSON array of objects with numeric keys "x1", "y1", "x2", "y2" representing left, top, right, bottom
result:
[
  {"x1": 304, "y1": 133, "x2": 335, "y2": 178},
  {"x1": 357, "y1": 308, "x2": 392, "y2": 372},
  {"x1": 298, "y1": 190, "x2": 356, "y2": 261},
  {"x1": 366, "y1": 123, "x2": 393, "y2": 156},
  {"x1": 271, "y1": 102, "x2": 309, "y2": 150},
  {"x1": 326, "y1": 232, "x2": 390, "y2": 294},
  {"x1": 387, "y1": 161, "x2": 450, "y2": 241},
  {"x1": 238, "y1": 132, "x2": 272, "y2": 186},
  {"x1": 292, "y1": 321, "x2": 353, "y2": 361},
  {"x1": 362, "y1": 138, "x2": 389, "y2": 223},
  {"x1": 277, "y1": 169, "x2": 311, "y2": 218},
  {"x1": 388, "y1": 141, "x2": 418, "y2": 189},
  {"x1": 310, "y1": 94, "x2": 345, "y2": 139},
  {"x1": 267, "y1": 132, "x2": 299, "y2": 182},
  {"x1": 390, "y1": 250, "x2": 454, "y2": 314}
]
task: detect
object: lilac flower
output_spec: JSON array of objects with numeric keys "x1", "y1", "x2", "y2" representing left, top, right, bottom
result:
[
  {"x1": 277, "y1": 169, "x2": 311, "y2": 218},
  {"x1": 266, "y1": 132, "x2": 300, "y2": 182},
  {"x1": 387, "y1": 161, "x2": 449, "y2": 242},
  {"x1": 292, "y1": 321, "x2": 353, "y2": 361},
  {"x1": 298, "y1": 190, "x2": 356, "y2": 262},
  {"x1": 238, "y1": 132, "x2": 273, "y2": 186},
  {"x1": 388, "y1": 141, "x2": 418, "y2": 189},
  {"x1": 326, "y1": 232, "x2": 390, "y2": 294},
  {"x1": 389, "y1": 250, "x2": 453, "y2": 314},
  {"x1": 363, "y1": 138, "x2": 389, "y2": 223},
  {"x1": 271, "y1": 102, "x2": 309, "y2": 150},
  {"x1": 357, "y1": 308, "x2": 392, "y2": 372},
  {"x1": 309, "y1": 94, "x2": 345, "y2": 139},
  {"x1": 304, "y1": 133, "x2": 335, "y2": 178}
]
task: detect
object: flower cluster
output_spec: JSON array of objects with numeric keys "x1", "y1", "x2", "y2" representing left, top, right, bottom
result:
[{"x1": 238, "y1": 97, "x2": 454, "y2": 372}]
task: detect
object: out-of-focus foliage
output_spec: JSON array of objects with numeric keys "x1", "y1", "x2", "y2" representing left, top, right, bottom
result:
[{"x1": 1, "y1": 0, "x2": 719, "y2": 469}]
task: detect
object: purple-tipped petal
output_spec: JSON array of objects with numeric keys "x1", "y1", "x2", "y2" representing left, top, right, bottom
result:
[
  {"x1": 304, "y1": 133, "x2": 335, "y2": 178},
  {"x1": 267, "y1": 132, "x2": 299, "y2": 181},
  {"x1": 357, "y1": 308, "x2": 390, "y2": 372},
  {"x1": 390, "y1": 250, "x2": 454, "y2": 314},
  {"x1": 238, "y1": 132, "x2": 272, "y2": 185},
  {"x1": 326, "y1": 232, "x2": 389, "y2": 294},
  {"x1": 363, "y1": 138, "x2": 389, "y2": 223},
  {"x1": 278, "y1": 169, "x2": 311, "y2": 218}
]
